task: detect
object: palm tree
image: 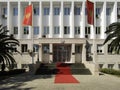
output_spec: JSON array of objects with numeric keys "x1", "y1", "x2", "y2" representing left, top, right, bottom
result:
[
  {"x1": 103, "y1": 22, "x2": 120, "y2": 54},
  {"x1": 0, "y1": 25, "x2": 20, "y2": 71}
]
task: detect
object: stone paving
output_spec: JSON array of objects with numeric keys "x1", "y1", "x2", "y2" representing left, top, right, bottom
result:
[{"x1": 0, "y1": 73, "x2": 120, "y2": 90}]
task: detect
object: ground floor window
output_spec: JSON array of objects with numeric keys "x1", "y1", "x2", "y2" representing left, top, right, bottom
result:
[
  {"x1": 21, "y1": 44, "x2": 28, "y2": 53},
  {"x1": 42, "y1": 44, "x2": 49, "y2": 54},
  {"x1": 97, "y1": 44, "x2": 104, "y2": 54}
]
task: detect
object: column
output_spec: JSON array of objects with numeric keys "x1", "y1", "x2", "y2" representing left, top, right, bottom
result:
[
  {"x1": 101, "y1": 2, "x2": 106, "y2": 39},
  {"x1": 49, "y1": 44, "x2": 53, "y2": 63},
  {"x1": 18, "y1": 1, "x2": 21, "y2": 39},
  {"x1": 60, "y1": 1, "x2": 63, "y2": 38},
  {"x1": 111, "y1": 1, "x2": 117, "y2": 23},
  {"x1": 70, "y1": 1, "x2": 74, "y2": 38},
  {"x1": 39, "y1": 44, "x2": 42, "y2": 62},
  {"x1": 39, "y1": 1, "x2": 42, "y2": 38},
  {"x1": 82, "y1": 43, "x2": 86, "y2": 63},
  {"x1": 71, "y1": 44, "x2": 75, "y2": 63},
  {"x1": 49, "y1": 1, "x2": 53, "y2": 38},
  {"x1": 7, "y1": 1, "x2": 11, "y2": 34},
  {"x1": 81, "y1": 1, "x2": 85, "y2": 38}
]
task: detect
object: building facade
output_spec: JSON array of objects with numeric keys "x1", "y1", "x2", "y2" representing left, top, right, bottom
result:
[{"x1": 0, "y1": 0, "x2": 120, "y2": 70}]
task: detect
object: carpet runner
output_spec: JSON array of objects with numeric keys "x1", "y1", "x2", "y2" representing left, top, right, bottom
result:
[{"x1": 54, "y1": 63, "x2": 79, "y2": 83}]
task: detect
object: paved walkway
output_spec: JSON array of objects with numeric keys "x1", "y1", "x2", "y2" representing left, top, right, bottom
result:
[{"x1": 0, "y1": 73, "x2": 120, "y2": 90}]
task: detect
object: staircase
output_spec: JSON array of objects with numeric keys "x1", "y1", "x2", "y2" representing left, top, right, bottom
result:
[{"x1": 35, "y1": 63, "x2": 91, "y2": 75}]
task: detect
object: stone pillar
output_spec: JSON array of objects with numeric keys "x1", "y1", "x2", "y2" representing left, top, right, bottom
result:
[
  {"x1": 70, "y1": 1, "x2": 74, "y2": 38},
  {"x1": 49, "y1": 44, "x2": 53, "y2": 63},
  {"x1": 18, "y1": 1, "x2": 21, "y2": 39},
  {"x1": 39, "y1": 1, "x2": 42, "y2": 38},
  {"x1": 82, "y1": 43, "x2": 86, "y2": 63},
  {"x1": 71, "y1": 44, "x2": 75, "y2": 63},
  {"x1": 39, "y1": 44, "x2": 42, "y2": 62},
  {"x1": 49, "y1": 1, "x2": 53, "y2": 38},
  {"x1": 60, "y1": 1, "x2": 63, "y2": 38}
]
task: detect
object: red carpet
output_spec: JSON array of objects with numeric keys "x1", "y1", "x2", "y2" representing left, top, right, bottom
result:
[{"x1": 54, "y1": 63, "x2": 79, "y2": 83}]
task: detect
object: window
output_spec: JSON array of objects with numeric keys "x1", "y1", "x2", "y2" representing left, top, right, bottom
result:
[
  {"x1": 64, "y1": 7, "x2": 70, "y2": 15},
  {"x1": 13, "y1": 7, "x2": 18, "y2": 16},
  {"x1": 23, "y1": 27, "x2": 29, "y2": 35},
  {"x1": 3, "y1": 7, "x2": 7, "y2": 15},
  {"x1": 54, "y1": 7, "x2": 60, "y2": 15},
  {"x1": 13, "y1": 27, "x2": 18, "y2": 34},
  {"x1": 44, "y1": 8, "x2": 50, "y2": 15},
  {"x1": 75, "y1": 26, "x2": 80, "y2": 34},
  {"x1": 99, "y1": 64, "x2": 103, "y2": 69},
  {"x1": 75, "y1": 45, "x2": 81, "y2": 53},
  {"x1": 108, "y1": 44, "x2": 120, "y2": 54},
  {"x1": 21, "y1": 44, "x2": 28, "y2": 53},
  {"x1": 43, "y1": 44, "x2": 49, "y2": 53},
  {"x1": 85, "y1": 27, "x2": 90, "y2": 34},
  {"x1": 34, "y1": 7, "x2": 39, "y2": 15},
  {"x1": 74, "y1": 7, "x2": 80, "y2": 15},
  {"x1": 54, "y1": 26, "x2": 60, "y2": 34},
  {"x1": 96, "y1": 27, "x2": 101, "y2": 34},
  {"x1": 96, "y1": 8, "x2": 101, "y2": 15},
  {"x1": 108, "y1": 64, "x2": 114, "y2": 69},
  {"x1": 43, "y1": 26, "x2": 49, "y2": 35},
  {"x1": 64, "y1": 26, "x2": 70, "y2": 34},
  {"x1": 97, "y1": 44, "x2": 104, "y2": 54},
  {"x1": 33, "y1": 44, "x2": 39, "y2": 52},
  {"x1": 106, "y1": 8, "x2": 111, "y2": 16},
  {"x1": 34, "y1": 26, "x2": 39, "y2": 35},
  {"x1": 85, "y1": 8, "x2": 87, "y2": 15},
  {"x1": 117, "y1": 8, "x2": 120, "y2": 15}
]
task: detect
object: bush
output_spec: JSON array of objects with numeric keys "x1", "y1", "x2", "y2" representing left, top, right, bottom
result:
[
  {"x1": 0, "y1": 69, "x2": 26, "y2": 76},
  {"x1": 100, "y1": 68, "x2": 120, "y2": 75}
]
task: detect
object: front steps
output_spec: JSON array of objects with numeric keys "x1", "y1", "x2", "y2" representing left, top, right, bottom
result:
[{"x1": 35, "y1": 63, "x2": 91, "y2": 75}]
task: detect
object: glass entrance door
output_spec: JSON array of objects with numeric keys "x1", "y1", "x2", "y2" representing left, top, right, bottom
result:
[{"x1": 53, "y1": 44, "x2": 71, "y2": 63}]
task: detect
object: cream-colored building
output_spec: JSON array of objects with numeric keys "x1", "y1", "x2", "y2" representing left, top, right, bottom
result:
[{"x1": 0, "y1": 0, "x2": 120, "y2": 70}]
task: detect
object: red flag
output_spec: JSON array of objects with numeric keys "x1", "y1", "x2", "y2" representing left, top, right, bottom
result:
[
  {"x1": 23, "y1": 4, "x2": 32, "y2": 26},
  {"x1": 86, "y1": 0, "x2": 94, "y2": 25}
]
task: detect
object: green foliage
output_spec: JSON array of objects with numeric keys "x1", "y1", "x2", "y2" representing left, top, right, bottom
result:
[
  {"x1": 100, "y1": 68, "x2": 120, "y2": 75},
  {"x1": 0, "y1": 25, "x2": 20, "y2": 70},
  {"x1": 103, "y1": 22, "x2": 120, "y2": 54}
]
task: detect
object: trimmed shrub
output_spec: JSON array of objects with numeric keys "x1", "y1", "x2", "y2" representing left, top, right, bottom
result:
[
  {"x1": 100, "y1": 68, "x2": 120, "y2": 75},
  {"x1": 0, "y1": 69, "x2": 26, "y2": 76}
]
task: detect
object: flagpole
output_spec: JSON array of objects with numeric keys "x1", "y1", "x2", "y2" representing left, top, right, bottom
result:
[{"x1": 31, "y1": 4, "x2": 34, "y2": 64}]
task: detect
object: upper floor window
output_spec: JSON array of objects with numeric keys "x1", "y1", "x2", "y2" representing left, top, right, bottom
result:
[
  {"x1": 74, "y1": 7, "x2": 81, "y2": 15},
  {"x1": 3, "y1": 7, "x2": 7, "y2": 15},
  {"x1": 13, "y1": 27, "x2": 18, "y2": 34},
  {"x1": 54, "y1": 26, "x2": 60, "y2": 34},
  {"x1": 13, "y1": 7, "x2": 18, "y2": 16},
  {"x1": 85, "y1": 27, "x2": 90, "y2": 34},
  {"x1": 96, "y1": 8, "x2": 101, "y2": 15},
  {"x1": 106, "y1": 8, "x2": 111, "y2": 16},
  {"x1": 75, "y1": 26, "x2": 80, "y2": 34},
  {"x1": 34, "y1": 7, "x2": 39, "y2": 15},
  {"x1": 96, "y1": 27, "x2": 101, "y2": 34},
  {"x1": 64, "y1": 7, "x2": 70, "y2": 15},
  {"x1": 43, "y1": 26, "x2": 49, "y2": 35},
  {"x1": 34, "y1": 26, "x2": 39, "y2": 35},
  {"x1": 44, "y1": 8, "x2": 50, "y2": 15},
  {"x1": 64, "y1": 26, "x2": 70, "y2": 34},
  {"x1": 23, "y1": 27, "x2": 29, "y2": 35},
  {"x1": 54, "y1": 7, "x2": 60, "y2": 15}
]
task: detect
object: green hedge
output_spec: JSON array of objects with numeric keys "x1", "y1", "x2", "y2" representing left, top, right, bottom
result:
[
  {"x1": 100, "y1": 68, "x2": 120, "y2": 75},
  {"x1": 0, "y1": 69, "x2": 26, "y2": 76}
]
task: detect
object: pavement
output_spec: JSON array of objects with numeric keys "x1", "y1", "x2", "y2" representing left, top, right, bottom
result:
[{"x1": 0, "y1": 72, "x2": 120, "y2": 90}]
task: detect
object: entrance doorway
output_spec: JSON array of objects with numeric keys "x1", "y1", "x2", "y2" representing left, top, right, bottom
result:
[{"x1": 53, "y1": 44, "x2": 71, "y2": 63}]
